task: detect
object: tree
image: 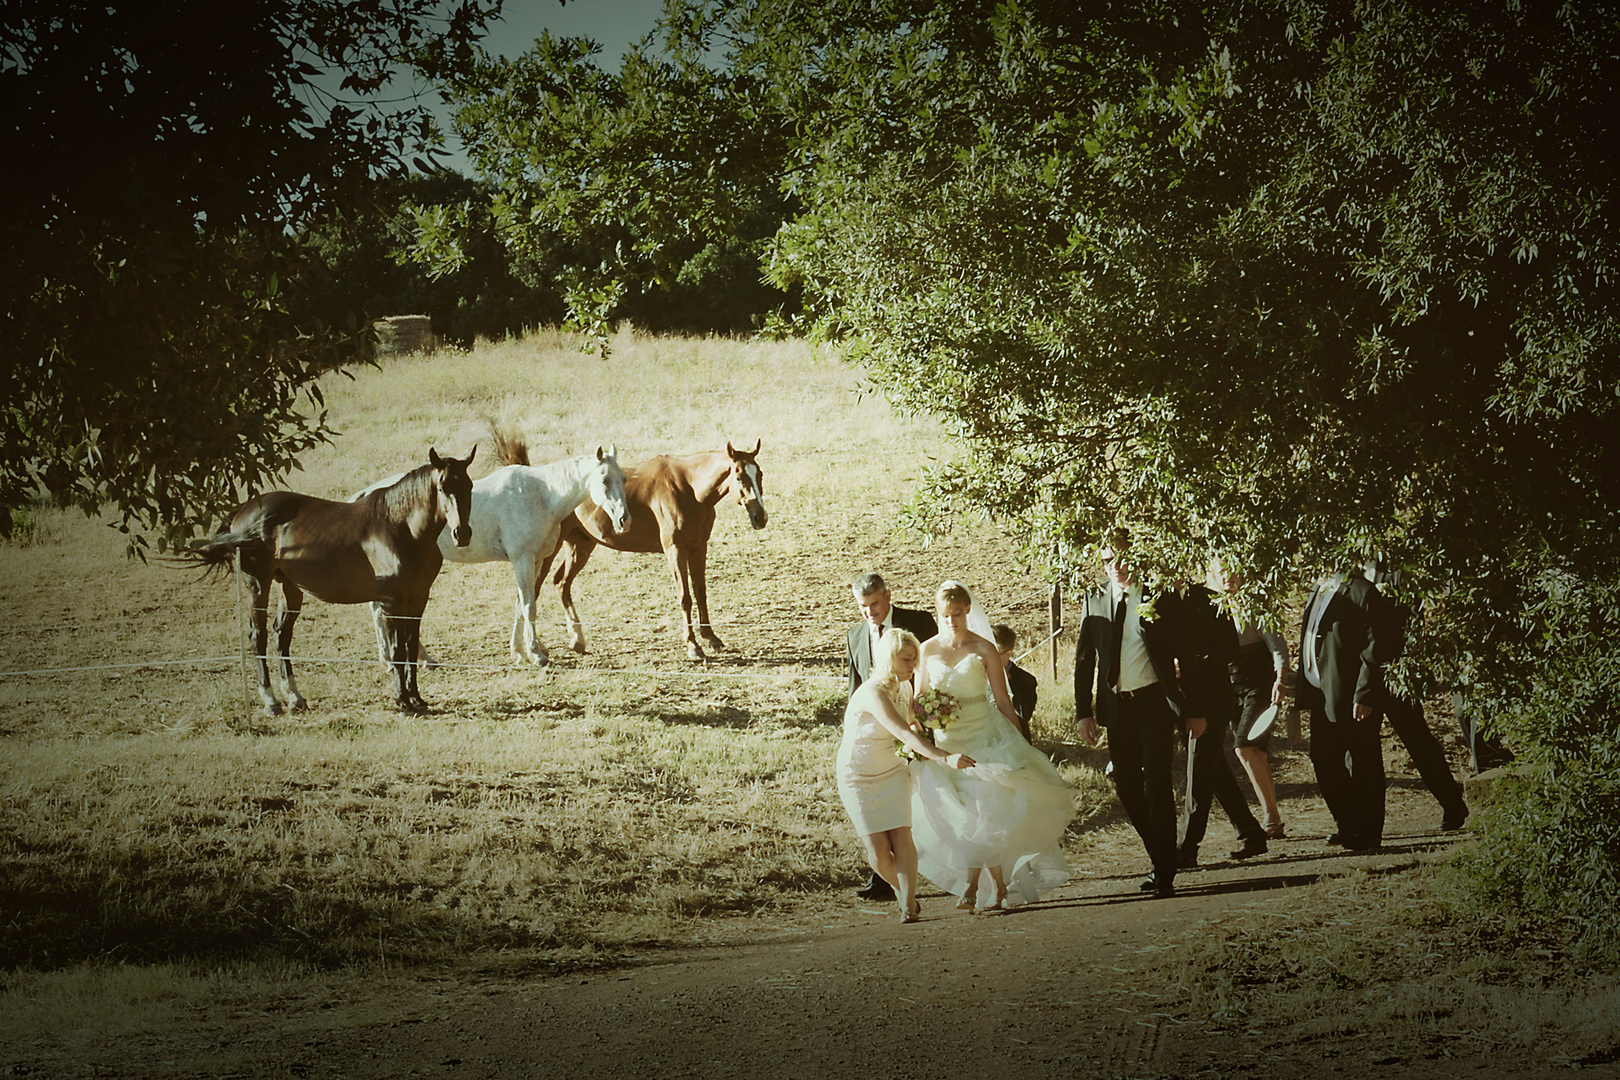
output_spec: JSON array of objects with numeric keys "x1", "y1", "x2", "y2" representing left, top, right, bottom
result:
[
  {"x1": 1, "y1": 0, "x2": 503, "y2": 550},
  {"x1": 692, "y1": 0, "x2": 1620, "y2": 953},
  {"x1": 416, "y1": 16, "x2": 800, "y2": 351},
  {"x1": 296, "y1": 169, "x2": 563, "y2": 348}
]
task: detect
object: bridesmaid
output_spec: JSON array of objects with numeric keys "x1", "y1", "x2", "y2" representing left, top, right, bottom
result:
[{"x1": 836, "y1": 628, "x2": 974, "y2": 923}]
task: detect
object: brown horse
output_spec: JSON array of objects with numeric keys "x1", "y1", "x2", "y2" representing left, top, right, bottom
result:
[
  {"x1": 548, "y1": 441, "x2": 768, "y2": 660},
  {"x1": 179, "y1": 448, "x2": 476, "y2": 714}
]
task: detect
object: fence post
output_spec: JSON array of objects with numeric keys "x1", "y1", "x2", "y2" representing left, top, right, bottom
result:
[{"x1": 1048, "y1": 581, "x2": 1062, "y2": 682}]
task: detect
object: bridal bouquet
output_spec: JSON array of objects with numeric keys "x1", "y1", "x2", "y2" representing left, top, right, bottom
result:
[{"x1": 913, "y1": 688, "x2": 959, "y2": 731}]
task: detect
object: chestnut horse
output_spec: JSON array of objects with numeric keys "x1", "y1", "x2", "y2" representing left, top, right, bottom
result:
[
  {"x1": 547, "y1": 441, "x2": 768, "y2": 660},
  {"x1": 180, "y1": 448, "x2": 476, "y2": 714}
]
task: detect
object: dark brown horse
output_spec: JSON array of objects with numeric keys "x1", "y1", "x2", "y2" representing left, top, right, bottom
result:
[
  {"x1": 180, "y1": 448, "x2": 476, "y2": 714},
  {"x1": 549, "y1": 441, "x2": 768, "y2": 660}
]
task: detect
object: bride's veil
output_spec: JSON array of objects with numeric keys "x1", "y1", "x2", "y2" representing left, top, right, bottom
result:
[{"x1": 942, "y1": 579, "x2": 997, "y2": 645}]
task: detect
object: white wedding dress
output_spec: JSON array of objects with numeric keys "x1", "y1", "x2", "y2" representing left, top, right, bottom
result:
[{"x1": 911, "y1": 653, "x2": 1074, "y2": 908}]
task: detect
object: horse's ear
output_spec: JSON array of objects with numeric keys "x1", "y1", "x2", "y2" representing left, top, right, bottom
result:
[
  {"x1": 605, "y1": 442, "x2": 617, "y2": 460},
  {"x1": 750, "y1": 438, "x2": 761, "y2": 455},
  {"x1": 466, "y1": 444, "x2": 477, "y2": 466},
  {"x1": 726, "y1": 441, "x2": 736, "y2": 457},
  {"x1": 596, "y1": 445, "x2": 606, "y2": 462},
  {"x1": 430, "y1": 447, "x2": 444, "y2": 469}
]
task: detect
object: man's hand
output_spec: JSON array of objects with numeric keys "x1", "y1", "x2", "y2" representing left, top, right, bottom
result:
[
  {"x1": 1354, "y1": 702, "x2": 1375, "y2": 721},
  {"x1": 1271, "y1": 678, "x2": 1287, "y2": 706},
  {"x1": 1078, "y1": 716, "x2": 1099, "y2": 745},
  {"x1": 1186, "y1": 715, "x2": 1208, "y2": 739}
]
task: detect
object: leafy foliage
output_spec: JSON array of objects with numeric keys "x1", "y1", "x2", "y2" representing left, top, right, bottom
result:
[
  {"x1": 295, "y1": 169, "x2": 562, "y2": 347},
  {"x1": 1, "y1": 0, "x2": 502, "y2": 550},
  {"x1": 416, "y1": 16, "x2": 800, "y2": 352}
]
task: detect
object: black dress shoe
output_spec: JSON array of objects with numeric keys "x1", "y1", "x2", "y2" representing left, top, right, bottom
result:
[
  {"x1": 1139, "y1": 875, "x2": 1158, "y2": 892},
  {"x1": 855, "y1": 878, "x2": 896, "y2": 902},
  {"x1": 1176, "y1": 848, "x2": 1199, "y2": 869},
  {"x1": 1153, "y1": 880, "x2": 1177, "y2": 899},
  {"x1": 1342, "y1": 836, "x2": 1382, "y2": 852},
  {"x1": 1440, "y1": 806, "x2": 1470, "y2": 831},
  {"x1": 1326, "y1": 832, "x2": 1344, "y2": 846},
  {"x1": 1229, "y1": 836, "x2": 1268, "y2": 860}
]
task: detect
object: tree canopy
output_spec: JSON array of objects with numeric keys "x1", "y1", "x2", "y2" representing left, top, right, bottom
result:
[
  {"x1": 1, "y1": 0, "x2": 502, "y2": 550},
  {"x1": 416, "y1": 16, "x2": 800, "y2": 348}
]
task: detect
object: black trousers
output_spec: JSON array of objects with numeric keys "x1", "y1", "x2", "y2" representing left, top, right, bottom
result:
[
  {"x1": 1178, "y1": 712, "x2": 1265, "y2": 856},
  {"x1": 1383, "y1": 691, "x2": 1466, "y2": 815},
  {"x1": 1309, "y1": 704, "x2": 1385, "y2": 846},
  {"x1": 1106, "y1": 684, "x2": 1180, "y2": 882}
]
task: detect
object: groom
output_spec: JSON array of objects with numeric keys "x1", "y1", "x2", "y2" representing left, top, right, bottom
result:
[
  {"x1": 846, "y1": 571, "x2": 938, "y2": 901},
  {"x1": 1074, "y1": 531, "x2": 1208, "y2": 898}
]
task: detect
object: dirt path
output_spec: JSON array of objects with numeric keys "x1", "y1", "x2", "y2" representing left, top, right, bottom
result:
[{"x1": 20, "y1": 767, "x2": 1614, "y2": 1080}]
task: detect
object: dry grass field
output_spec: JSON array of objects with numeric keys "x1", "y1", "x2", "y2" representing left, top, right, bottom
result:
[
  {"x1": 5, "y1": 330, "x2": 1619, "y2": 1076},
  {"x1": 0, "y1": 328, "x2": 1101, "y2": 1034}
]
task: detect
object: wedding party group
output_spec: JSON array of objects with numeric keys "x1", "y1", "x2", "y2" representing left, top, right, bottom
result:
[{"x1": 836, "y1": 529, "x2": 1481, "y2": 921}]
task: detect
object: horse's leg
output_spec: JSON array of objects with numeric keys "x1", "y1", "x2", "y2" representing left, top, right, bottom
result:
[
  {"x1": 664, "y1": 542, "x2": 704, "y2": 661},
  {"x1": 274, "y1": 581, "x2": 308, "y2": 712},
  {"x1": 383, "y1": 607, "x2": 418, "y2": 711},
  {"x1": 691, "y1": 538, "x2": 724, "y2": 651},
  {"x1": 248, "y1": 573, "x2": 281, "y2": 716},
  {"x1": 554, "y1": 536, "x2": 597, "y2": 654},
  {"x1": 508, "y1": 552, "x2": 549, "y2": 667},
  {"x1": 401, "y1": 601, "x2": 428, "y2": 711},
  {"x1": 370, "y1": 601, "x2": 390, "y2": 667}
]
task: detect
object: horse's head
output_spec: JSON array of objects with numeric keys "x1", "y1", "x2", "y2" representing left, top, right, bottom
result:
[
  {"x1": 429, "y1": 445, "x2": 476, "y2": 547},
  {"x1": 724, "y1": 440, "x2": 768, "y2": 530},
  {"x1": 590, "y1": 444, "x2": 631, "y2": 534}
]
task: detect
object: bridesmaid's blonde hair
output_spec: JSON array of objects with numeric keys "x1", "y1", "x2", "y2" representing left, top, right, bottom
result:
[{"x1": 871, "y1": 628, "x2": 921, "y2": 686}]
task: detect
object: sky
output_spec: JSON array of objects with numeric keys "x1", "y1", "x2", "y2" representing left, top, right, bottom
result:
[{"x1": 427, "y1": 0, "x2": 672, "y2": 173}]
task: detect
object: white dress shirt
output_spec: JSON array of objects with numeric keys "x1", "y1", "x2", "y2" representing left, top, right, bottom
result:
[{"x1": 1115, "y1": 583, "x2": 1158, "y2": 693}]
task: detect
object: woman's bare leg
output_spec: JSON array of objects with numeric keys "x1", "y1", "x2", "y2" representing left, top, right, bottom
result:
[{"x1": 1238, "y1": 745, "x2": 1283, "y2": 831}]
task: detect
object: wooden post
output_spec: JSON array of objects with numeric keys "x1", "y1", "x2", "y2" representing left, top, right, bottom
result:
[{"x1": 1048, "y1": 581, "x2": 1062, "y2": 682}]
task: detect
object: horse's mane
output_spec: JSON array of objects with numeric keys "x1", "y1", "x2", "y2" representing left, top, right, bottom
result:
[{"x1": 371, "y1": 461, "x2": 438, "y2": 519}]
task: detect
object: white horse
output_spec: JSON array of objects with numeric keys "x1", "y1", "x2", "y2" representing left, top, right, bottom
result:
[{"x1": 356, "y1": 445, "x2": 630, "y2": 667}]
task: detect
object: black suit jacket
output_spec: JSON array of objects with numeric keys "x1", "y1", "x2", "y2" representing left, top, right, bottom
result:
[
  {"x1": 847, "y1": 605, "x2": 938, "y2": 694},
  {"x1": 1178, "y1": 585, "x2": 1241, "y2": 721},
  {"x1": 1294, "y1": 575, "x2": 1400, "y2": 724},
  {"x1": 1073, "y1": 583, "x2": 1191, "y2": 726},
  {"x1": 1005, "y1": 660, "x2": 1038, "y2": 728}
]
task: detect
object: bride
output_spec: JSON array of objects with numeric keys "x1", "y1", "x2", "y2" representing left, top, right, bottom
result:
[{"x1": 911, "y1": 581, "x2": 1075, "y2": 911}]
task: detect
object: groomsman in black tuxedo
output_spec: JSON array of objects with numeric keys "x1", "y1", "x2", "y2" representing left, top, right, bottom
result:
[
  {"x1": 846, "y1": 571, "x2": 938, "y2": 901},
  {"x1": 1074, "y1": 533, "x2": 1209, "y2": 898},
  {"x1": 1175, "y1": 583, "x2": 1270, "y2": 866},
  {"x1": 993, "y1": 623, "x2": 1038, "y2": 741},
  {"x1": 1296, "y1": 571, "x2": 1400, "y2": 850}
]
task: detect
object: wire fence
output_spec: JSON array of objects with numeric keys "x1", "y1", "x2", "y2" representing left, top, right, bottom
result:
[{"x1": 0, "y1": 574, "x2": 1068, "y2": 711}]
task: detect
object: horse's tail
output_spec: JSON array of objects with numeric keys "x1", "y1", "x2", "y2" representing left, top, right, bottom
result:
[
  {"x1": 486, "y1": 418, "x2": 530, "y2": 467},
  {"x1": 169, "y1": 530, "x2": 267, "y2": 582}
]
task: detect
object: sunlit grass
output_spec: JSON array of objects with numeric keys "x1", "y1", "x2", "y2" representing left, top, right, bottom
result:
[{"x1": 0, "y1": 328, "x2": 1082, "y2": 1043}]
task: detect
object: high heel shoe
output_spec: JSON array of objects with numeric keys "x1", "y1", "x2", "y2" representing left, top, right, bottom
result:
[
  {"x1": 955, "y1": 892, "x2": 977, "y2": 912},
  {"x1": 901, "y1": 899, "x2": 921, "y2": 924}
]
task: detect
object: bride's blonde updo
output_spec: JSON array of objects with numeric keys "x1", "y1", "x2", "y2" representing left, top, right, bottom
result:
[
  {"x1": 936, "y1": 580, "x2": 971, "y2": 614},
  {"x1": 871, "y1": 628, "x2": 921, "y2": 687}
]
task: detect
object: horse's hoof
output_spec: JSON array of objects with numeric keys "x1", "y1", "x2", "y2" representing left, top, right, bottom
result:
[
  {"x1": 567, "y1": 639, "x2": 586, "y2": 655},
  {"x1": 262, "y1": 703, "x2": 283, "y2": 718},
  {"x1": 286, "y1": 694, "x2": 309, "y2": 712},
  {"x1": 685, "y1": 644, "x2": 706, "y2": 662},
  {"x1": 704, "y1": 636, "x2": 727, "y2": 651}
]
